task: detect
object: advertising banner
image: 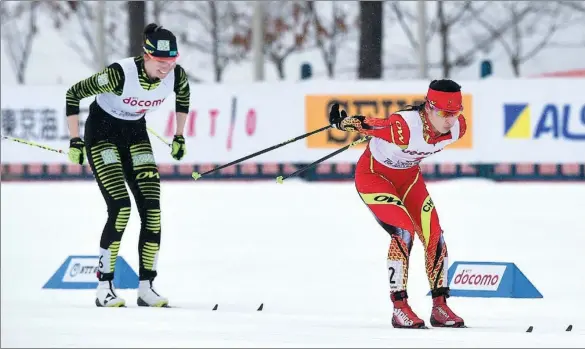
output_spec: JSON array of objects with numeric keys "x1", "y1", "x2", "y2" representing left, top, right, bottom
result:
[
  {"x1": 492, "y1": 80, "x2": 585, "y2": 163},
  {"x1": 304, "y1": 93, "x2": 474, "y2": 149},
  {"x1": 2, "y1": 78, "x2": 583, "y2": 165},
  {"x1": 1, "y1": 84, "x2": 299, "y2": 164},
  {"x1": 300, "y1": 79, "x2": 481, "y2": 164}
]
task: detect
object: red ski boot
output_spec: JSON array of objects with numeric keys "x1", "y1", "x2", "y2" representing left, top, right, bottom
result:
[
  {"x1": 430, "y1": 289, "x2": 465, "y2": 328},
  {"x1": 391, "y1": 291, "x2": 427, "y2": 329}
]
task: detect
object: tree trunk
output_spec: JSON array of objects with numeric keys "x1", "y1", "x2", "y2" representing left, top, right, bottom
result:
[
  {"x1": 17, "y1": 69, "x2": 25, "y2": 85},
  {"x1": 328, "y1": 2, "x2": 337, "y2": 78},
  {"x1": 358, "y1": 1, "x2": 383, "y2": 79},
  {"x1": 17, "y1": 2, "x2": 38, "y2": 84},
  {"x1": 326, "y1": 59, "x2": 334, "y2": 78},
  {"x1": 210, "y1": 2, "x2": 221, "y2": 82},
  {"x1": 276, "y1": 59, "x2": 285, "y2": 80},
  {"x1": 152, "y1": 0, "x2": 163, "y2": 23},
  {"x1": 438, "y1": 1, "x2": 450, "y2": 78},
  {"x1": 511, "y1": 57, "x2": 521, "y2": 77},
  {"x1": 128, "y1": 1, "x2": 146, "y2": 57}
]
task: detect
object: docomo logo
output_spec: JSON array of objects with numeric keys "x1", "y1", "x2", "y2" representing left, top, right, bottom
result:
[
  {"x1": 123, "y1": 97, "x2": 166, "y2": 108},
  {"x1": 449, "y1": 264, "x2": 506, "y2": 291},
  {"x1": 454, "y1": 269, "x2": 499, "y2": 286}
]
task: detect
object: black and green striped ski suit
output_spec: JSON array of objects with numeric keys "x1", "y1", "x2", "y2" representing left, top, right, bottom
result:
[{"x1": 65, "y1": 56, "x2": 190, "y2": 282}]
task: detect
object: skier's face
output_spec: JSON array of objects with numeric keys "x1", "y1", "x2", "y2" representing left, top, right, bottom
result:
[
  {"x1": 426, "y1": 103, "x2": 461, "y2": 134},
  {"x1": 144, "y1": 54, "x2": 177, "y2": 79}
]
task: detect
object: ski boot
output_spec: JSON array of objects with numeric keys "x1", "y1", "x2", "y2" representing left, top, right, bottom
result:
[
  {"x1": 430, "y1": 288, "x2": 465, "y2": 327},
  {"x1": 137, "y1": 279, "x2": 169, "y2": 307},
  {"x1": 95, "y1": 279, "x2": 126, "y2": 307},
  {"x1": 391, "y1": 291, "x2": 427, "y2": 329}
]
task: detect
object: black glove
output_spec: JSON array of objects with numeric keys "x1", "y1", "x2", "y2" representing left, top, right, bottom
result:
[
  {"x1": 171, "y1": 135, "x2": 187, "y2": 160},
  {"x1": 329, "y1": 103, "x2": 370, "y2": 132},
  {"x1": 68, "y1": 137, "x2": 86, "y2": 165},
  {"x1": 329, "y1": 103, "x2": 345, "y2": 128}
]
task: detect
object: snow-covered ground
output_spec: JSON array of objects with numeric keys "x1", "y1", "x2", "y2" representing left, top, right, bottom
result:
[{"x1": 2, "y1": 180, "x2": 584, "y2": 347}]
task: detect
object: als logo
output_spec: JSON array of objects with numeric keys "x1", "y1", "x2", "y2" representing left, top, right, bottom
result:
[{"x1": 503, "y1": 103, "x2": 585, "y2": 140}]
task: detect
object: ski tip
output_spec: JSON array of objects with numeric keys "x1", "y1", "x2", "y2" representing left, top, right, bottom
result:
[
  {"x1": 257, "y1": 303, "x2": 264, "y2": 311},
  {"x1": 526, "y1": 326, "x2": 533, "y2": 333},
  {"x1": 566, "y1": 324, "x2": 573, "y2": 332},
  {"x1": 212, "y1": 304, "x2": 218, "y2": 311}
]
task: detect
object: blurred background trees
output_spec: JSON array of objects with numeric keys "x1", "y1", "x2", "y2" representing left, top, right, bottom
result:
[{"x1": 2, "y1": 0, "x2": 584, "y2": 84}]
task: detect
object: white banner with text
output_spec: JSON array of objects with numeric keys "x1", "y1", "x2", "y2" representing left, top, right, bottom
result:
[{"x1": 1, "y1": 79, "x2": 584, "y2": 165}]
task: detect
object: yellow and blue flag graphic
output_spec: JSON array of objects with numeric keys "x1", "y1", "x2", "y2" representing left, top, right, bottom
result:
[{"x1": 503, "y1": 104, "x2": 531, "y2": 139}]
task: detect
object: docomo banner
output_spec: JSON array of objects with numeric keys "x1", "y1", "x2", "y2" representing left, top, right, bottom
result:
[
  {"x1": 449, "y1": 264, "x2": 506, "y2": 291},
  {"x1": 2, "y1": 78, "x2": 584, "y2": 165}
]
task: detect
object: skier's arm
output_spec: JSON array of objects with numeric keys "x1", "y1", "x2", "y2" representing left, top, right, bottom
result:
[
  {"x1": 172, "y1": 64, "x2": 190, "y2": 136},
  {"x1": 357, "y1": 114, "x2": 411, "y2": 149},
  {"x1": 65, "y1": 64, "x2": 125, "y2": 138},
  {"x1": 330, "y1": 103, "x2": 411, "y2": 148}
]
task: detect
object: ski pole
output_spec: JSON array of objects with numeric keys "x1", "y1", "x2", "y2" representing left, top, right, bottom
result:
[
  {"x1": 276, "y1": 136, "x2": 371, "y2": 183},
  {"x1": 1, "y1": 135, "x2": 68, "y2": 155},
  {"x1": 147, "y1": 127, "x2": 171, "y2": 147},
  {"x1": 192, "y1": 125, "x2": 333, "y2": 180}
]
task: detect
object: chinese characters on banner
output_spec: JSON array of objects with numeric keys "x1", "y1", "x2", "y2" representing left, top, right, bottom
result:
[{"x1": 1, "y1": 107, "x2": 88, "y2": 141}]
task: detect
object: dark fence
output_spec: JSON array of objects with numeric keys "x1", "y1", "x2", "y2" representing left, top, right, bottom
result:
[{"x1": 1, "y1": 163, "x2": 583, "y2": 182}]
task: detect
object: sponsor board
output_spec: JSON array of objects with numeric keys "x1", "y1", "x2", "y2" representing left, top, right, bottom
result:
[
  {"x1": 43, "y1": 255, "x2": 138, "y2": 289},
  {"x1": 427, "y1": 261, "x2": 542, "y2": 298},
  {"x1": 2, "y1": 79, "x2": 583, "y2": 164},
  {"x1": 304, "y1": 93, "x2": 473, "y2": 149}
]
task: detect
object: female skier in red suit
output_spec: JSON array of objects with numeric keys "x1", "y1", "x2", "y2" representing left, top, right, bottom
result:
[{"x1": 329, "y1": 79, "x2": 467, "y2": 329}]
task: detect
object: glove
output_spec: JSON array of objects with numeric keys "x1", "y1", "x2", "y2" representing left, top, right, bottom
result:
[
  {"x1": 171, "y1": 135, "x2": 187, "y2": 160},
  {"x1": 68, "y1": 137, "x2": 86, "y2": 165},
  {"x1": 329, "y1": 103, "x2": 370, "y2": 132}
]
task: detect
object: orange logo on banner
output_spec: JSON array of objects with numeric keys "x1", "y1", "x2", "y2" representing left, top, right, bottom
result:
[{"x1": 305, "y1": 94, "x2": 473, "y2": 149}]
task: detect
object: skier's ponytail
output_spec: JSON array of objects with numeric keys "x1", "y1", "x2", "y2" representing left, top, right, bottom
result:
[{"x1": 143, "y1": 23, "x2": 161, "y2": 37}]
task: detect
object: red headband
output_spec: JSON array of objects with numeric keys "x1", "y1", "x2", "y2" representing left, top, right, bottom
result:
[{"x1": 426, "y1": 88, "x2": 462, "y2": 112}]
